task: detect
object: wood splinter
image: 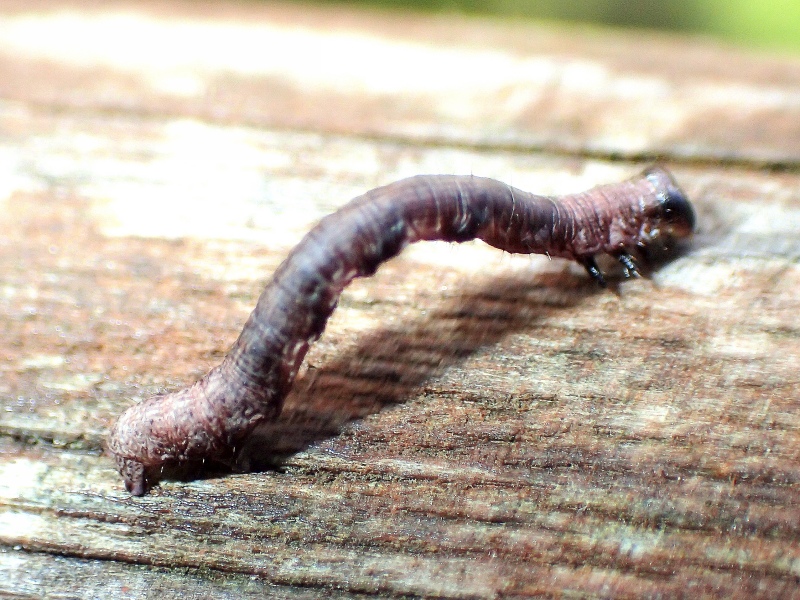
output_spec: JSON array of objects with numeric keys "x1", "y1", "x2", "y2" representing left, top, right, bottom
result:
[{"x1": 107, "y1": 167, "x2": 695, "y2": 495}]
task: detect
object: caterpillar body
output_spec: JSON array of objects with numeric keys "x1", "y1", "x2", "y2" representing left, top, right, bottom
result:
[{"x1": 108, "y1": 167, "x2": 695, "y2": 495}]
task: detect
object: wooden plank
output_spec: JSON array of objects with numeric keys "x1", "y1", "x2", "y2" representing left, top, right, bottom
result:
[
  {"x1": 0, "y1": 0, "x2": 798, "y2": 165},
  {"x1": 1, "y1": 1, "x2": 800, "y2": 598},
  {"x1": 0, "y1": 544, "x2": 368, "y2": 599}
]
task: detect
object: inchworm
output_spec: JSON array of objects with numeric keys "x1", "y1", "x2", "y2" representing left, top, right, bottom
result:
[{"x1": 107, "y1": 167, "x2": 694, "y2": 495}]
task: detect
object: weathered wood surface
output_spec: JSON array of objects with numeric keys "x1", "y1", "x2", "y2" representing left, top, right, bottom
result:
[{"x1": 1, "y1": 1, "x2": 800, "y2": 598}]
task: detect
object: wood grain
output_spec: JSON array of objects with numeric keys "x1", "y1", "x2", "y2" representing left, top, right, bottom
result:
[{"x1": 1, "y1": 1, "x2": 799, "y2": 598}]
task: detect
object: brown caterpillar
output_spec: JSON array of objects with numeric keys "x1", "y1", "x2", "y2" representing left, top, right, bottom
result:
[{"x1": 108, "y1": 167, "x2": 694, "y2": 495}]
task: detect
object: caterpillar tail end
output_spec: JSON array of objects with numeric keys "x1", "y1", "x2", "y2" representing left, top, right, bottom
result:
[{"x1": 114, "y1": 454, "x2": 148, "y2": 496}]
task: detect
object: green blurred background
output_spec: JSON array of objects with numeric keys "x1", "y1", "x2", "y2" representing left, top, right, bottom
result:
[{"x1": 320, "y1": 0, "x2": 800, "y2": 53}]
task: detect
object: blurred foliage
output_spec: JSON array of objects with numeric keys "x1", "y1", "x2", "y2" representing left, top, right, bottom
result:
[{"x1": 315, "y1": 0, "x2": 800, "y2": 53}]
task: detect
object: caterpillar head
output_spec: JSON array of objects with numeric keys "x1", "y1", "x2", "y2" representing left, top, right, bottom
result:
[{"x1": 643, "y1": 167, "x2": 696, "y2": 242}]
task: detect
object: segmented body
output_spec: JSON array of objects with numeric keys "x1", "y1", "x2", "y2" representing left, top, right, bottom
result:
[{"x1": 107, "y1": 167, "x2": 694, "y2": 495}]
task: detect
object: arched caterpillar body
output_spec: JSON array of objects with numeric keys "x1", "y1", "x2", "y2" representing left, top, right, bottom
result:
[{"x1": 108, "y1": 167, "x2": 695, "y2": 495}]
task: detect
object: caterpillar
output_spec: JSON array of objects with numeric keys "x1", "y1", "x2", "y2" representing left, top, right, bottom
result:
[{"x1": 107, "y1": 167, "x2": 695, "y2": 495}]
